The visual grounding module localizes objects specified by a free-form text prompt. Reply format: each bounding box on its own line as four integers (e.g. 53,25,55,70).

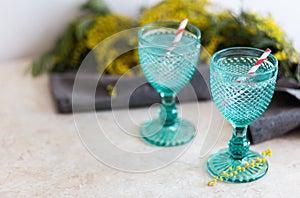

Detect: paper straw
165,18,188,54
236,48,272,83
248,48,272,74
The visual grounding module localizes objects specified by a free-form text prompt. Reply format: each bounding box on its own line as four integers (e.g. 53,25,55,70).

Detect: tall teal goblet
207,47,278,183
138,21,201,146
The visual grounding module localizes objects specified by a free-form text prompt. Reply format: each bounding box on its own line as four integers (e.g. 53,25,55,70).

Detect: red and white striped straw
247,48,272,74
166,18,188,54
236,48,272,83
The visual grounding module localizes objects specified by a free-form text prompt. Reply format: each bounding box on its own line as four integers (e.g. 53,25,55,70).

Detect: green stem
159,95,178,126
228,126,250,159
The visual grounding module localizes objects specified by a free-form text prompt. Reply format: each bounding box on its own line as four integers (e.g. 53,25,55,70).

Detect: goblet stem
228,126,250,159
140,93,195,146
159,94,178,126
207,125,268,182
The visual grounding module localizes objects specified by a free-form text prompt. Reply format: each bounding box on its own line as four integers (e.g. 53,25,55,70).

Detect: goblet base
140,118,195,147
207,149,268,183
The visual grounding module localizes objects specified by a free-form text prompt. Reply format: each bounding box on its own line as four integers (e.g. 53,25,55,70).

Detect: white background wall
0,0,299,63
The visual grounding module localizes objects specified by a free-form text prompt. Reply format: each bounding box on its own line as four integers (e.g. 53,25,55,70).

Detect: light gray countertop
0,59,299,197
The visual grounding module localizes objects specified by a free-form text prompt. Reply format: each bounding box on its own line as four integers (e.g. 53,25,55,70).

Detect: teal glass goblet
138,21,201,146
207,47,278,183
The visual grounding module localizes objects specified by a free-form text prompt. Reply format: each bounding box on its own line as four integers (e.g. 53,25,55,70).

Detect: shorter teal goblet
207,47,278,183
138,21,201,146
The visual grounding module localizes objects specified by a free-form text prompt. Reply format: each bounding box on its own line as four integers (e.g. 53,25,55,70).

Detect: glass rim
138,21,201,47
210,47,278,77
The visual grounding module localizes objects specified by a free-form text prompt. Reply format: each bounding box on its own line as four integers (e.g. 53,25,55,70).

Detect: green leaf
81,0,110,15
55,24,76,59
76,17,96,40
29,52,55,77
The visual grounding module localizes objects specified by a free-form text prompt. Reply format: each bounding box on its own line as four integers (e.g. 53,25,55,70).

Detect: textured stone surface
0,60,299,197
